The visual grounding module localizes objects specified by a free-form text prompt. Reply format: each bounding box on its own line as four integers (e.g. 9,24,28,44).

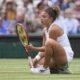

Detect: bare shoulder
49,24,64,39
51,24,63,32
50,24,63,34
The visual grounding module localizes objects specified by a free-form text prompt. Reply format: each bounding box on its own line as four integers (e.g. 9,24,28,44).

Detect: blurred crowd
0,0,80,36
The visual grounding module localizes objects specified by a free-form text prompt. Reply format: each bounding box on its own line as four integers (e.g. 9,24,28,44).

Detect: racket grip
28,56,34,68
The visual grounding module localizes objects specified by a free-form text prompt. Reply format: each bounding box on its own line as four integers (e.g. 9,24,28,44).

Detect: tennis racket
16,23,33,68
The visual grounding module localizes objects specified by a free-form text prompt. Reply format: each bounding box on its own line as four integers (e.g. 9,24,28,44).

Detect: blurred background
0,0,80,58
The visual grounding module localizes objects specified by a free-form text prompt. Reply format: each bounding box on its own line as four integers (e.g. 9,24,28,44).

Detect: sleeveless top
44,19,74,56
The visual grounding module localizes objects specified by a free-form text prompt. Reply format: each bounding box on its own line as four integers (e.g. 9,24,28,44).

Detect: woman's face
6,2,14,10
39,11,52,27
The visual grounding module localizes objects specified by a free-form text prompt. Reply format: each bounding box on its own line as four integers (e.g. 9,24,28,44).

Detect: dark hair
44,6,60,21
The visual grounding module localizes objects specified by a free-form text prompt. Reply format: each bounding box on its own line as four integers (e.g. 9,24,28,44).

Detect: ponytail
52,6,60,18
44,6,60,21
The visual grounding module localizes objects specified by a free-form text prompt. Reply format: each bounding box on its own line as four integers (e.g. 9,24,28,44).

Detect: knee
45,39,56,48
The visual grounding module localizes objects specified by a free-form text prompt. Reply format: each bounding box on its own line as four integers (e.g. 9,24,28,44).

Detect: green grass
0,58,80,80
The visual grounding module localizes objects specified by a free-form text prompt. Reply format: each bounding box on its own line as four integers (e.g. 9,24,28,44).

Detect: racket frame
16,23,33,68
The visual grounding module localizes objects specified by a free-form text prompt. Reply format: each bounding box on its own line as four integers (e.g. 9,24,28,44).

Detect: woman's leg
31,39,69,74
33,52,56,68
44,38,68,68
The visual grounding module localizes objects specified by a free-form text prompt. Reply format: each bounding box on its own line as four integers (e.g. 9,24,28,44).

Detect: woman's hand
25,43,34,52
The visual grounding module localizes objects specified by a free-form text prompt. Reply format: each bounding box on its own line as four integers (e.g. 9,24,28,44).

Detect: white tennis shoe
30,66,50,74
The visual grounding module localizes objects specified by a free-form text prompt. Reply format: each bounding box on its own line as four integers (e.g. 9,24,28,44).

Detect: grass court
0,58,80,80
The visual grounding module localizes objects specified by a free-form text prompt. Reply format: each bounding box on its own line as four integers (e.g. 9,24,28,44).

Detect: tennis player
25,6,74,74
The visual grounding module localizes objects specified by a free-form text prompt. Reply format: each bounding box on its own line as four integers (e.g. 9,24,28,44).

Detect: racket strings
17,24,29,46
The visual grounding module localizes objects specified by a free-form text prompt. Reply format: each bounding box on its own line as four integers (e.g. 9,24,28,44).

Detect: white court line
0,76,80,79
0,64,80,68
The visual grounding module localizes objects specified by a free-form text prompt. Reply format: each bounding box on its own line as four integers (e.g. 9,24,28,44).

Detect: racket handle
25,48,34,68
28,56,34,68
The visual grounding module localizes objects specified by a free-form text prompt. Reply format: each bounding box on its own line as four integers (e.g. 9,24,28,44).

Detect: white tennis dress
44,19,74,63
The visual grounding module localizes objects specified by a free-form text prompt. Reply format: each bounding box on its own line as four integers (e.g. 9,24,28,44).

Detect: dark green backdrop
0,34,80,58
0,35,42,58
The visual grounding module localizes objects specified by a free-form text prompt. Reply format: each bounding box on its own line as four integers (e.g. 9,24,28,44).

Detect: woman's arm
28,45,45,52
25,29,46,52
